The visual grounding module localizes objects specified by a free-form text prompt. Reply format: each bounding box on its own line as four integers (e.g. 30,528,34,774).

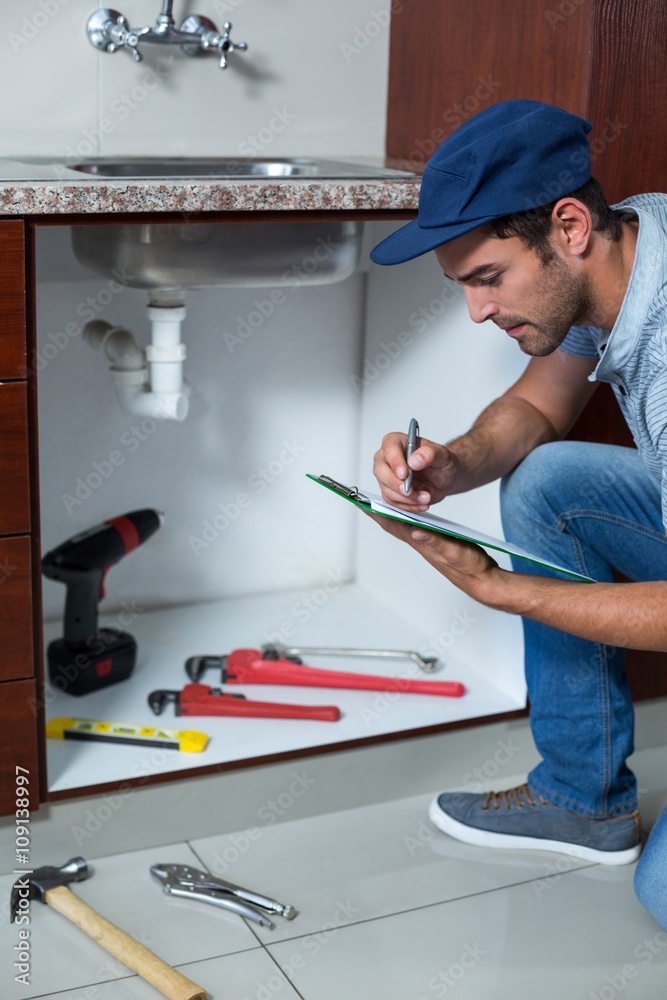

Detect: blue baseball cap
370,100,593,265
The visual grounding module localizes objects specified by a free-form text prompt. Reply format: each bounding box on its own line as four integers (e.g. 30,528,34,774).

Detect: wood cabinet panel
587,0,667,203
0,680,39,816
0,536,33,682
386,0,593,167
386,0,667,198
0,382,30,535
0,221,27,379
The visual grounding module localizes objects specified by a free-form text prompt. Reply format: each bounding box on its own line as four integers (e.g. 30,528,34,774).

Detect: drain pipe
144,303,188,418
83,299,190,421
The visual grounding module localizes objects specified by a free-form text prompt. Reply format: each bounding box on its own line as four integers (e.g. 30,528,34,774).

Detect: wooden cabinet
0,383,31,534
0,536,34,682
386,0,667,199
386,0,667,701
0,681,40,818
0,220,41,816
0,221,27,379
386,0,593,166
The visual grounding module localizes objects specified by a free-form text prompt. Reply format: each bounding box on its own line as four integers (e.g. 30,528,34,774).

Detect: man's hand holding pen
370,418,502,605
372,423,462,512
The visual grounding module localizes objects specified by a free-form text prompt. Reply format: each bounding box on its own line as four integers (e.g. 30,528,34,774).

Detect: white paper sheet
364,489,593,581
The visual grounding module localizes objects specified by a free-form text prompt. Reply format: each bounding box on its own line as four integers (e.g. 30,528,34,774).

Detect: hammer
11,858,207,1000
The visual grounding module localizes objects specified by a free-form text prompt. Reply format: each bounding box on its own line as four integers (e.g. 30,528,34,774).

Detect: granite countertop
0,158,421,216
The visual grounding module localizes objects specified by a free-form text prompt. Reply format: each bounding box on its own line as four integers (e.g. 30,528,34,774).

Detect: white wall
36,225,364,619
1,0,390,159
356,223,530,701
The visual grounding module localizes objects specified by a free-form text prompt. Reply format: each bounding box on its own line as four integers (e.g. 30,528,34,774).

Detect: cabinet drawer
0,679,40,817
0,221,27,379
0,536,34,682
0,382,30,535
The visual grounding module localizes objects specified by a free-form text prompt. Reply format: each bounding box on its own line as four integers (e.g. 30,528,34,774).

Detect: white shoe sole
428,796,641,866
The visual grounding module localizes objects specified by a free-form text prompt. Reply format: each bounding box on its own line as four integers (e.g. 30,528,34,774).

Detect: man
369,100,666,924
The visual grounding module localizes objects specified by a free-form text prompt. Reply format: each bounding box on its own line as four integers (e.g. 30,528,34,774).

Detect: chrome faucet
87,4,248,69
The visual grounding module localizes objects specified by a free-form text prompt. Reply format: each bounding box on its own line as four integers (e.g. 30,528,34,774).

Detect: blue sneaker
429,783,641,866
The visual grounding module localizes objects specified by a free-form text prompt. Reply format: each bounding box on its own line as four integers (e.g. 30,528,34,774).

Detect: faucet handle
216,22,248,70
87,9,147,61
120,29,145,62
115,23,151,61
181,15,248,69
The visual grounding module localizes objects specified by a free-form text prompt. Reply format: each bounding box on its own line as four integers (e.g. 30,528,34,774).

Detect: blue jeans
500,441,667,818
635,805,667,930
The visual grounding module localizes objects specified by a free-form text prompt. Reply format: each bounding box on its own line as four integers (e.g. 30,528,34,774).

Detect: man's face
434,227,592,356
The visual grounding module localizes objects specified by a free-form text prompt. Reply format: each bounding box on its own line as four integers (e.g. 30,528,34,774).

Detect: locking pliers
150,862,296,929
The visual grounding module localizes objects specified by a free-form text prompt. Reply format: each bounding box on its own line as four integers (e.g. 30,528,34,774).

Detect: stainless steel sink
71,220,363,289
67,157,415,180
67,158,415,288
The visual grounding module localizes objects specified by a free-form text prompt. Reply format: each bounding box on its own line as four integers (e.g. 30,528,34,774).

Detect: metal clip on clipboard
310,475,440,673
318,475,370,503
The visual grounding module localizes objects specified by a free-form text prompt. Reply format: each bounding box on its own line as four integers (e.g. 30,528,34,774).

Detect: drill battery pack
47,628,137,696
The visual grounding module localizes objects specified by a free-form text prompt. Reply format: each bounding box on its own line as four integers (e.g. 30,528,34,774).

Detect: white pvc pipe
146,305,187,395
112,370,189,421
83,303,190,422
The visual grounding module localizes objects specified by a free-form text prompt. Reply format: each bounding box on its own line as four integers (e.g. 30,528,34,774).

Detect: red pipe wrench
148,683,340,722
186,648,466,698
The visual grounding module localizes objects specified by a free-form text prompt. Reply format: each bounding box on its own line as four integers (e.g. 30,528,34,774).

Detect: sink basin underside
71,221,363,289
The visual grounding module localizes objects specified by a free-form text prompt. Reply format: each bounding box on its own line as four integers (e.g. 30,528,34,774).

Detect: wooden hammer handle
45,885,207,1000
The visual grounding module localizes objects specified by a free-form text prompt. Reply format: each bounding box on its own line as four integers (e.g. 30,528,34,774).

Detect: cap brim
369,216,493,266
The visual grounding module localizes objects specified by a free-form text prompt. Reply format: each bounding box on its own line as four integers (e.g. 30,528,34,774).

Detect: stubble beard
514,259,594,357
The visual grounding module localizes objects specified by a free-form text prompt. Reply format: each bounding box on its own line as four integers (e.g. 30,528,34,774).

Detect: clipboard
307,473,593,583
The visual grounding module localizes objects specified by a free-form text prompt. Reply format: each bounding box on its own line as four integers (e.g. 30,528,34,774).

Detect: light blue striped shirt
559,193,667,527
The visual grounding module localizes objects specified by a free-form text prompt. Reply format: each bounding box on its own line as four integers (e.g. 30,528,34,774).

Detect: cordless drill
42,510,162,696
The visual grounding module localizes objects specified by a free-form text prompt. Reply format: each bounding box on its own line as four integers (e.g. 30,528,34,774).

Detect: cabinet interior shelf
43,583,525,795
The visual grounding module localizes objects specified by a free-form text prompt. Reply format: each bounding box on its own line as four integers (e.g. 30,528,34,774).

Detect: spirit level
46,717,209,752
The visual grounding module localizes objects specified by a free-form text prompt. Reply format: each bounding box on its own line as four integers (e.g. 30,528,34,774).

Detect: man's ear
551,198,592,258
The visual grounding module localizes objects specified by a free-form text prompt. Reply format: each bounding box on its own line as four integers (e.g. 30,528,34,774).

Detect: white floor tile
5,726,667,1000
267,865,667,1000
190,792,592,945
8,949,303,1000
1,843,259,1000
185,948,305,1000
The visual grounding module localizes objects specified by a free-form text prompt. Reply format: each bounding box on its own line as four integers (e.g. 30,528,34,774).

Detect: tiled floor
3,750,667,1000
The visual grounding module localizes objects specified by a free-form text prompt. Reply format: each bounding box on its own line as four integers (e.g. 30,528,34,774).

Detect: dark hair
485,177,622,265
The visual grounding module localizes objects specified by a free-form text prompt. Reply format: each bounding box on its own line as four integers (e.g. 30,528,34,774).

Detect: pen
404,418,420,494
